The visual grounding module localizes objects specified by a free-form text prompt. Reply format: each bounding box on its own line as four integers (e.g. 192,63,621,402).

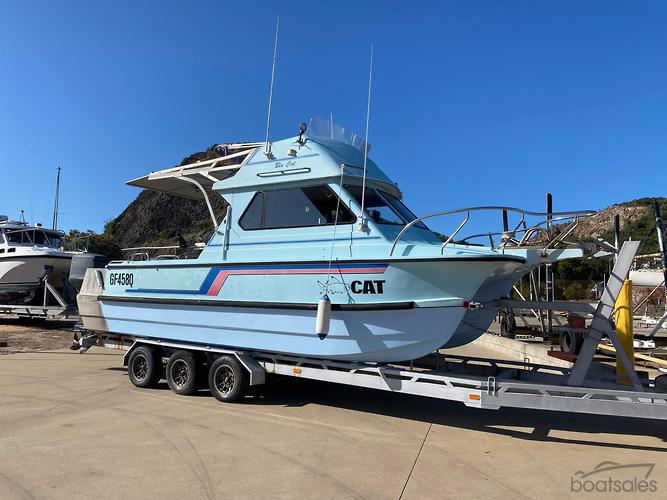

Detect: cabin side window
5,230,31,244
239,185,356,230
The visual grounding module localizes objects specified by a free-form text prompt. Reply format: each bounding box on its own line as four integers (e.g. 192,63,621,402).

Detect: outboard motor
69,253,109,293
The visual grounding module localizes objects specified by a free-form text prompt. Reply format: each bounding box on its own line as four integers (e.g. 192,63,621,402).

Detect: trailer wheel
128,346,162,388
208,356,248,403
166,350,198,396
655,374,667,393
560,330,584,355
500,315,516,339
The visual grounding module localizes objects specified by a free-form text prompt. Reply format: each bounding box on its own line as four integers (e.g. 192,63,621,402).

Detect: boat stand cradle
0,275,72,319
75,241,667,420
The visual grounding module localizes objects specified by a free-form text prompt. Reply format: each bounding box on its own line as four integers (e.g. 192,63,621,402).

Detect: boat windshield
43,231,63,248
306,117,369,154
378,191,429,230
345,185,429,230
4,229,62,248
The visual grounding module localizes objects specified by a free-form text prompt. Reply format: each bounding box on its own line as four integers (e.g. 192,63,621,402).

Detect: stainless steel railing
389,206,596,256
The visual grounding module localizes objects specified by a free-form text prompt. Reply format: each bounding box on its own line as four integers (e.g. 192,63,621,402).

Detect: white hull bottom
90,300,467,362
0,256,71,291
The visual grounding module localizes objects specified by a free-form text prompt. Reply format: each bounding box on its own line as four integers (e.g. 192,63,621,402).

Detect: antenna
264,15,280,158
358,44,374,232
52,166,62,230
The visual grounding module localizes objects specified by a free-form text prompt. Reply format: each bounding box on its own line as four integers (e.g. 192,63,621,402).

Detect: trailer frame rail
76,330,667,420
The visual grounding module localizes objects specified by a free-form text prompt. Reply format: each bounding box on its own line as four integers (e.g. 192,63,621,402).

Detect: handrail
459,214,585,246
389,206,596,257
122,245,180,251
440,211,469,255
123,245,181,262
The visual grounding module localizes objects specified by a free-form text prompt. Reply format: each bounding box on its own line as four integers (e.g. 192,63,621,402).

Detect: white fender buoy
316,294,331,340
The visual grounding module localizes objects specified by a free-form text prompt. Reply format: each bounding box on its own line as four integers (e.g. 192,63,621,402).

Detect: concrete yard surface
0,348,666,499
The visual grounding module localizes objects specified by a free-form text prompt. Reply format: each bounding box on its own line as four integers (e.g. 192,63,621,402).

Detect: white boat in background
0,215,74,303
629,268,665,287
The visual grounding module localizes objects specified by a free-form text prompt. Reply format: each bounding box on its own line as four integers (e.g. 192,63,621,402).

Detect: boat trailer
75,241,667,420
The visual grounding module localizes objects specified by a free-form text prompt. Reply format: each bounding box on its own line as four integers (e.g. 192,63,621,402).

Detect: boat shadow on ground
244,377,667,452
117,367,667,452
0,318,77,329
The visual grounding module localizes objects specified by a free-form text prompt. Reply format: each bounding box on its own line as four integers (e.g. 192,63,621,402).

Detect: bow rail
389,206,596,256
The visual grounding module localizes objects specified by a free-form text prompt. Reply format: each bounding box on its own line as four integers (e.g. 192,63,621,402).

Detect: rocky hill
549,197,666,255
102,145,236,252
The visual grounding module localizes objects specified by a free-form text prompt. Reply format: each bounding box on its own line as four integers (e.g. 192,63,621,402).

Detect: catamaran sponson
78,123,592,362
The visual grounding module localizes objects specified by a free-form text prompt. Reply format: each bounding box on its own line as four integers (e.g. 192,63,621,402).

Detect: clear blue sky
1,0,665,235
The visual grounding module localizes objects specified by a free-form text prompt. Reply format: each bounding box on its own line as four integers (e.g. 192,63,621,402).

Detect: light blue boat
78,119,593,362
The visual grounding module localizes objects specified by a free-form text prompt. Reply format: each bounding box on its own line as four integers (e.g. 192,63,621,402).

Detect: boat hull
0,254,72,300
78,251,570,361
88,298,466,362
629,269,665,288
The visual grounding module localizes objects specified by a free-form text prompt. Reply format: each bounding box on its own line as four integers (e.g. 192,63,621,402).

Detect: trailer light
293,367,302,374
469,393,481,401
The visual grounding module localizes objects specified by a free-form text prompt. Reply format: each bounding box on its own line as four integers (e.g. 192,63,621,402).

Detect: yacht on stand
0,215,74,304
78,120,595,362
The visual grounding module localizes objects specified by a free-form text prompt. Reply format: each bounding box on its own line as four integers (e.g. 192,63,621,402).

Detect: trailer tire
560,330,584,355
166,350,198,396
208,356,248,403
500,316,516,339
128,346,162,388
655,374,667,393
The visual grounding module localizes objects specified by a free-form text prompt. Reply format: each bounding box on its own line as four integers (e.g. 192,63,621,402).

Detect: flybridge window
239,185,356,230
345,185,429,230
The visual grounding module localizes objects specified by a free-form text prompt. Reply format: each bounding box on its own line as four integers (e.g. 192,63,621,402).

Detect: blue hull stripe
127,263,389,295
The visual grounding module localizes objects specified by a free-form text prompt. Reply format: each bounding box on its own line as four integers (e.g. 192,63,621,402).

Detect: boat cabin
126,120,441,262
0,216,65,255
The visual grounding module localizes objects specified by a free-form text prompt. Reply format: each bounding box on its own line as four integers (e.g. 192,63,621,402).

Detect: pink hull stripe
206,267,387,297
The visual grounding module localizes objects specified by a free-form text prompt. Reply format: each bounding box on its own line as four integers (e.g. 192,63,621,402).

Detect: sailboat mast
52,166,61,230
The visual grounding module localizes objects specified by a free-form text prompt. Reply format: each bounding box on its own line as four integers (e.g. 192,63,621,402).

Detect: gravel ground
0,318,77,354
